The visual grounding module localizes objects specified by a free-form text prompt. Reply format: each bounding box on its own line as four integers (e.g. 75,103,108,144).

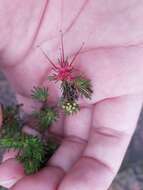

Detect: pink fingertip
0,158,25,188
22,125,41,138
2,149,19,163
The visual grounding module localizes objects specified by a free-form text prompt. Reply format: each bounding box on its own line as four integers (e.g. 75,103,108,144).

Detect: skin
0,0,143,189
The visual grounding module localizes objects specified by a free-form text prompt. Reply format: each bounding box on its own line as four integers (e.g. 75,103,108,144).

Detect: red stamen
60,30,65,67
69,42,85,66
38,33,85,83
39,46,59,69
65,56,69,66
59,48,63,67
51,67,58,72
58,57,62,65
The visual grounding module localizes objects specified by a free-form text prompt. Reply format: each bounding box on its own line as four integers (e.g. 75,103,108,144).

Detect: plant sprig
33,107,58,132
31,87,49,102
0,131,60,175
74,76,93,99
60,76,93,115
0,87,60,175
0,33,94,176
0,105,22,138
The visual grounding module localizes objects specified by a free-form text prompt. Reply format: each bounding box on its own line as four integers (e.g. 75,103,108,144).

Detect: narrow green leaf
31,87,49,102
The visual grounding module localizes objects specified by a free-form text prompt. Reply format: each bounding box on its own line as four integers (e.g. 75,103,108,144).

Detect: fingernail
22,125,41,138
2,149,18,163
0,178,18,188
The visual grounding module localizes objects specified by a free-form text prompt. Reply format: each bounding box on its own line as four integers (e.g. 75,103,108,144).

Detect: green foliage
0,76,93,176
60,76,93,115
0,136,23,149
0,135,46,175
17,135,46,175
33,107,58,131
31,87,48,102
0,135,59,175
0,103,59,175
0,105,22,138
74,76,93,99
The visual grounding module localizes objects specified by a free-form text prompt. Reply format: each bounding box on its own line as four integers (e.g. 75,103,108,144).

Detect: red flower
39,32,84,82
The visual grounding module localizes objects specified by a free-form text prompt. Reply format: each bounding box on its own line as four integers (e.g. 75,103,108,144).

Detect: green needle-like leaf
0,101,59,175
0,133,60,175
17,135,46,175
74,76,93,99
33,107,58,130
0,136,23,149
31,87,49,102
0,105,22,138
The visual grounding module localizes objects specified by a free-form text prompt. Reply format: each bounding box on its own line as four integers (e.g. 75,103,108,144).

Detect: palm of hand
0,1,143,190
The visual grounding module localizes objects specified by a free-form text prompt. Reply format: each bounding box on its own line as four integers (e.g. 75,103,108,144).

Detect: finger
59,94,143,190
0,111,63,189
49,111,65,136
0,152,25,188
16,94,41,114
0,122,49,187
0,158,24,188
11,167,64,190
11,107,93,190
0,111,62,188
2,149,19,163
48,107,92,172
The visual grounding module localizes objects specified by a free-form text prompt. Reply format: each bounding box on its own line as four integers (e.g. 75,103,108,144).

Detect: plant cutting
0,87,59,175
40,32,93,115
0,34,93,175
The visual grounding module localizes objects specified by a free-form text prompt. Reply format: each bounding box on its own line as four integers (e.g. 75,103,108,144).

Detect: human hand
0,1,143,190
